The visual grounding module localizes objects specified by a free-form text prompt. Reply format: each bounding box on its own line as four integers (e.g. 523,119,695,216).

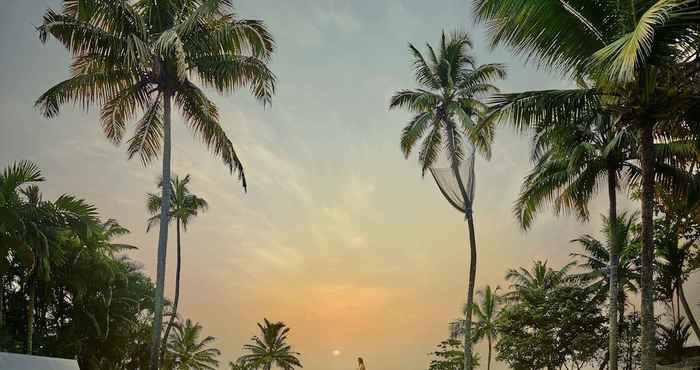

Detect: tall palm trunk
678,282,700,340
487,335,492,370
161,218,182,360
150,90,173,370
639,124,656,370
607,167,620,370
464,215,477,370
26,277,35,354
445,120,477,370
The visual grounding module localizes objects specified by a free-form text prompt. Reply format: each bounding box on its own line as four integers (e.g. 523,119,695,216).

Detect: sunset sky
1,1,697,370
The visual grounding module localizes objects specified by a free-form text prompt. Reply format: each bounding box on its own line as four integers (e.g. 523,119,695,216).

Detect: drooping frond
192,54,276,103
100,80,151,144
400,112,434,158
35,70,138,118
175,81,246,190
127,95,164,166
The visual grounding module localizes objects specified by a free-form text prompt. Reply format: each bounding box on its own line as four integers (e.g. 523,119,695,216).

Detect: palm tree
146,174,208,357
471,285,500,370
504,260,576,303
239,319,302,370
388,30,505,370
509,95,638,366
655,220,700,341
165,318,220,370
0,161,102,353
36,2,275,368
657,316,692,366
572,213,641,368
473,2,699,367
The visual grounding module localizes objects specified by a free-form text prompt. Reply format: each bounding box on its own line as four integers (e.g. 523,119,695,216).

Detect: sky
0,1,698,370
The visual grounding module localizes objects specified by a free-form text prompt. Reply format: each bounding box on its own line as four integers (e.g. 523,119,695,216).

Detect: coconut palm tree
239,319,302,370
572,213,641,309
473,1,700,367
509,96,638,366
388,30,505,370
572,213,641,368
146,174,208,357
36,1,275,367
504,260,576,302
165,318,220,370
471,285,500,370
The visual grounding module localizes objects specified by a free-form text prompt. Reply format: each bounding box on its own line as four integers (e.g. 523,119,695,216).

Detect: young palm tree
165,318,220,370
503,260,578,307
146,174,208,357
655,223,700,341
388,30,505,370
473,2,699,367
239,319,302,370
471,285,500,370
36,2,275,368
572,213,641,368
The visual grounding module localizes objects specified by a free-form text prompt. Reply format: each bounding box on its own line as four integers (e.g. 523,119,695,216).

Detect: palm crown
571,213,641,304
166,318,221,370
389,31,506,175
36,0,277,188
146,174,208,231
239,319,302,370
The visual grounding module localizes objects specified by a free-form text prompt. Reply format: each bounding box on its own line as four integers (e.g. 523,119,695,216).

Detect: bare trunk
161,218,182,360
487,335,492,370
678,282,700,341
464,215,477,370
27,277,35,354
607,167,619,370
639,124,656,370
0,274,5,330
149,90,173,370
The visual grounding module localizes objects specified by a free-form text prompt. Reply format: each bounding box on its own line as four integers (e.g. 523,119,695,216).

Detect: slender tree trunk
0,274,5,330
161,218,182,360
149,90,173,370
444,121,477,370
607,167,620,370
464,215,477,370
678,282,700,340
639,124,656,370
27,277,35,354
487,335,492,370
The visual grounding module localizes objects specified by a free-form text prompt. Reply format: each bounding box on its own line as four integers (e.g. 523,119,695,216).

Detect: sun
332,349,341,357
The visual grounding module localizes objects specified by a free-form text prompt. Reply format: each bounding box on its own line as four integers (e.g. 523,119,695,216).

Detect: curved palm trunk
150,90,173,370
161,218,182,360
607,168,619,370
639,124,656,370
678,282,700,340
464,215,477,370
